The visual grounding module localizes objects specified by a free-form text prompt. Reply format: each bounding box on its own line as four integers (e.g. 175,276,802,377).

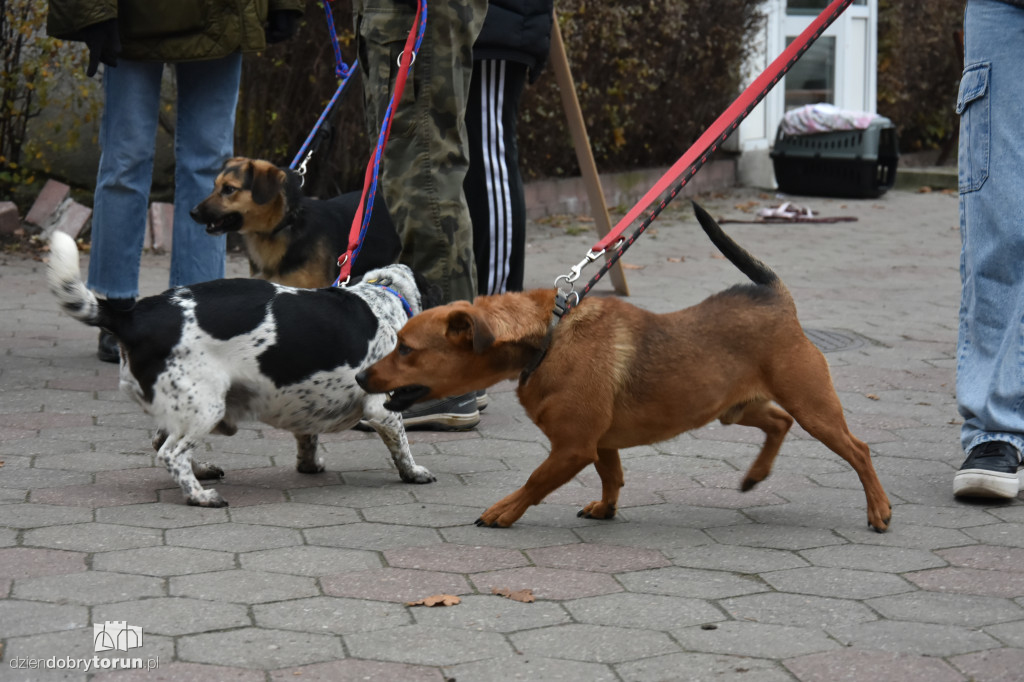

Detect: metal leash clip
295,153,312,187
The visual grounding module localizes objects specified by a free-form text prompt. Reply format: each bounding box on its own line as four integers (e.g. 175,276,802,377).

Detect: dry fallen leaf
406,594,461,607
667,256,684,263
492,587,535,603
622,263,646,270
866,393,880,401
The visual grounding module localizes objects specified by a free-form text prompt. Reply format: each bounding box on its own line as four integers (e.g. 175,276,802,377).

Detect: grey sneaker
475,390,490,412
953,441,1022,499
402,393,480,431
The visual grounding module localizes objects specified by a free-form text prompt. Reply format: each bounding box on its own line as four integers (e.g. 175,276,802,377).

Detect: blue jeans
88,55,242,298
956,0,1024,456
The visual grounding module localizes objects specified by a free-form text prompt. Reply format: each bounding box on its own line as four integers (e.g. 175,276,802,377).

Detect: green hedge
236,0,764,196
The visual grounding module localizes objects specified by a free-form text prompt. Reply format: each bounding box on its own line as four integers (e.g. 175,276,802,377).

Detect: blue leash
288,0,358,179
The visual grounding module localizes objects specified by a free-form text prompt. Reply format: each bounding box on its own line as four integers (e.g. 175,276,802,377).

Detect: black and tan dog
357,202,892,532
191,157,401,288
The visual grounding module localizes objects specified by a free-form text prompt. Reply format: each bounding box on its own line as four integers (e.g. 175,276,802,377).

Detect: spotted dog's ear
250,162,287,205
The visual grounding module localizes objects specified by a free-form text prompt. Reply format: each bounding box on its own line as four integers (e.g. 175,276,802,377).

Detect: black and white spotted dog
47,231,436,507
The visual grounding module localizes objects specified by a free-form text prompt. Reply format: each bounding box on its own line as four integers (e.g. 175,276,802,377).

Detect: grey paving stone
510,624,679,664
321,567,471,603
445,655,617,682
345,624,512,666
12,571,164,605
178,627,344,669
0,547,87,579
228,502,359,528
93,597,250,636
241,545,381,576
2,627,173,681
22,523,163,553
784,649,964,682
827,619,1000,656
984,620,1024,648
720,592,878,628
471,567,622,600
171,570,318,604
526,542,670,573
937,544,1024,572
666,543,808,573
289,485,415,508
905,565,1024,598
0,599,87,637
964,522,1024,548
165,522,302,553
671,620,841,658
439,523,579,550
0,502,93,530
617,566,766,599
31,482,159,507
361,502,484,527
836,522,976,550
254,596,410,634
410,594,570,632
92,546,235,576
33,451,153,473
866,591,1024,627
798,543,946,572
267,659,444,682
706,524,848,551
384,543,527,573
305,522,442,551
760,566,913,600
950,647,1024,682
617,503,750,529
565,592,723,630
91,662,264,682
574,522,713,550
617,652,793,682
95,502,228,529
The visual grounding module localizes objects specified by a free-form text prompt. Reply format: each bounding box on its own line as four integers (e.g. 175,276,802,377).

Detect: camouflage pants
354,0,486,303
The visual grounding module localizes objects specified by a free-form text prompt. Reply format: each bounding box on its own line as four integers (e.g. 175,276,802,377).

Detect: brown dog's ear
250,162,286,205
446,309,495,354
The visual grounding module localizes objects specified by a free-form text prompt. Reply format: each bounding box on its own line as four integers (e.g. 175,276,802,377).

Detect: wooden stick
548,13,629,296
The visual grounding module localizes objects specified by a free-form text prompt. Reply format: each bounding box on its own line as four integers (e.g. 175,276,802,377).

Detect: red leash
557,0,854,311
335,0,427,286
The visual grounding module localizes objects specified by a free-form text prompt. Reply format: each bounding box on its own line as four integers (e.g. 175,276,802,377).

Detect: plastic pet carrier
770,117,899,199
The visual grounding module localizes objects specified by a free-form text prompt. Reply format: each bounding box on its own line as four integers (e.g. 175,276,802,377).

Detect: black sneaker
97,330,120,363
476,390,490,412
953,441,1021,499
402,393,480,431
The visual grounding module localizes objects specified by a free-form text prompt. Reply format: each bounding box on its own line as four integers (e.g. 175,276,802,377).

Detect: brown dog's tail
691,201,779,287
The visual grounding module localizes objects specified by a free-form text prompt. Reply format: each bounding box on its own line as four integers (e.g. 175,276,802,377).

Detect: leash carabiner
294,153,311,187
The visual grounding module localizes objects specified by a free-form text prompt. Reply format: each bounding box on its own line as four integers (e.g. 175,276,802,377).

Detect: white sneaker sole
953,469,1021,499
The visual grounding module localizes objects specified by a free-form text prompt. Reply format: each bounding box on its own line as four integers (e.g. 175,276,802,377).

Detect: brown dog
357,202,892,532
191,157,401,288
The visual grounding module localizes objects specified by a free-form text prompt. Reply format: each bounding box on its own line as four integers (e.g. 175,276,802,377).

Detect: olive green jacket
47,0,305,62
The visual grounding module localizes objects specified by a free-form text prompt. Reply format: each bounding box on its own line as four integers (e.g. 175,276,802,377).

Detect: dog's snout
355,370,371,391
189,206,204,223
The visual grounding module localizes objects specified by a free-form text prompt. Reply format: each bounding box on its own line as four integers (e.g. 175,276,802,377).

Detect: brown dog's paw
740,477,761,492
577,501,617,519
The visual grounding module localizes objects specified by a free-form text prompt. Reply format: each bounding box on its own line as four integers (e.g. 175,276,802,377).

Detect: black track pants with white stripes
464,59,529,295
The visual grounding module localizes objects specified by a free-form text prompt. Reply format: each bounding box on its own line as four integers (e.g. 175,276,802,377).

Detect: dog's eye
398,343,412,356
221,185,239,196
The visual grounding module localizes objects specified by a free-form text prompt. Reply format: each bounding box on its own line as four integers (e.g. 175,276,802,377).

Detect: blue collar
372,283,414,318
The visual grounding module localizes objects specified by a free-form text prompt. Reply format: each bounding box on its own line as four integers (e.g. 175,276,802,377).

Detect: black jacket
473,0,554,83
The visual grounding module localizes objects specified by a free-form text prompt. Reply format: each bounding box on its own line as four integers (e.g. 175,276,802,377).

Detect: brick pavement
3,186,1022,681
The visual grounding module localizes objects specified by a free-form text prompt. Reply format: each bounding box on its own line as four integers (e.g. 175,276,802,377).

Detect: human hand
265,10,302,44
73,19,121,78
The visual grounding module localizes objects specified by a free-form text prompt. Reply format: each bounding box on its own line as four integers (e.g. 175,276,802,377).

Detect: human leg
169,54,242,287
465,59,528,295
355,0,486,304
954,0,1024,496
88,60,164,300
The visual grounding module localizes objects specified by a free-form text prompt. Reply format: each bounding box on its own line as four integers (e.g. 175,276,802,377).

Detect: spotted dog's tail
47,232,113,329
